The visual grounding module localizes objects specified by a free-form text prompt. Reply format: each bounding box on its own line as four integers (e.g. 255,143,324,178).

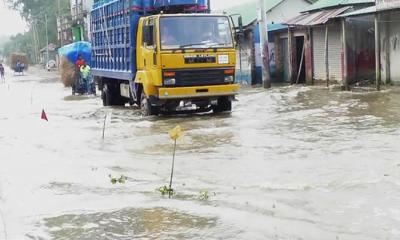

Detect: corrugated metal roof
286,6,351,26
305,0,374,12
337,5,376,17
268,23,288,32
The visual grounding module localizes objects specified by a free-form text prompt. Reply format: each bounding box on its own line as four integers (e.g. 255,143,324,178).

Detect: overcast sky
0,0,254,37
0,3,27,38
212,0,255,10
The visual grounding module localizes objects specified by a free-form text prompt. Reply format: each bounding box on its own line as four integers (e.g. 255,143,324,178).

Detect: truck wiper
178,43,208,49
175,43,228,53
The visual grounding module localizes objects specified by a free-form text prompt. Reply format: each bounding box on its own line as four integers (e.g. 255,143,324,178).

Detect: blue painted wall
252,23,286,85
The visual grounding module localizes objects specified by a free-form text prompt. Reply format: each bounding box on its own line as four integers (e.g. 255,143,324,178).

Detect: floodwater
0,67,400,240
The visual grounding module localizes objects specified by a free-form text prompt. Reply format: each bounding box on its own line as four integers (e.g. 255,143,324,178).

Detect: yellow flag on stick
169,125,183,141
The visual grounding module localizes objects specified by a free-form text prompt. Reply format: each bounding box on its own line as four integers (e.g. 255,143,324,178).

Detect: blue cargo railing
91,0,142,80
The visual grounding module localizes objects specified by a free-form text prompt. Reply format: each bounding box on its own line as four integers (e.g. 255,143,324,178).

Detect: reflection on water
40,208,216,240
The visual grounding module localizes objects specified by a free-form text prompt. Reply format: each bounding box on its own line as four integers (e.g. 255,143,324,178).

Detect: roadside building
58,0,94,46
337,6,377,87
279,0,375,86
339,0,400,87
224,0,316,85
39,43,59,68
71,0,94,41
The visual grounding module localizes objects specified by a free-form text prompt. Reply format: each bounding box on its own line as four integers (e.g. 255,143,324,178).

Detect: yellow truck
91,1,239,115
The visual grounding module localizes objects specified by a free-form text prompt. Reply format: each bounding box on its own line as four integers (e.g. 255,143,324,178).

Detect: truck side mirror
238,16,243,33
143,25,154,46
229,14,244,33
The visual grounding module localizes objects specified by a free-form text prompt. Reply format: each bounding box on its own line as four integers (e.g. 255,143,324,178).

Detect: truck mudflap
158,84,239,99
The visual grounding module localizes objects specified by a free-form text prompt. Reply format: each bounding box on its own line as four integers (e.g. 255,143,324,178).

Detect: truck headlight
164,78,176,85
224,76,234,83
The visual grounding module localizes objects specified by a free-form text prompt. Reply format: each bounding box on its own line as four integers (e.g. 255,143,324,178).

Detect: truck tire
212,97,232,113
102,84,126,106
140,92,159,116
102,84,113,106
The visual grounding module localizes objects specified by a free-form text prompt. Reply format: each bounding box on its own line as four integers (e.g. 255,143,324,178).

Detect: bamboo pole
325,25,329,87
375,13,381,91
168,139,177,198
342,18,349,90
288,28,293,84
296,41,305,84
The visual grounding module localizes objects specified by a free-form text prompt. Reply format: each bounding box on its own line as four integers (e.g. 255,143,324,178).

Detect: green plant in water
198,190,209,201
109,175,128,184
158,185,174,196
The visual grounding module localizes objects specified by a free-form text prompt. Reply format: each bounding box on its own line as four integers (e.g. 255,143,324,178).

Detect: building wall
346,16,375,84
266,0,313,24
70,0,94,41
388,18,400,84
380,14,390,85
379,10,400,85
236,27,256,85
70,0,93,14
274,28,312,84
235,0,313,85
254,24,279,84
311,23,343,84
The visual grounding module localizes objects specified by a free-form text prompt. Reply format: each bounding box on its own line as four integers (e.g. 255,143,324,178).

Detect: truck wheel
102,84,112,106
102,84,126,106
140,92,159,116
212,97,232,113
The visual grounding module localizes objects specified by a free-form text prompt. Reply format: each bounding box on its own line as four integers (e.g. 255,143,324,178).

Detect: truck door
141,17,161,88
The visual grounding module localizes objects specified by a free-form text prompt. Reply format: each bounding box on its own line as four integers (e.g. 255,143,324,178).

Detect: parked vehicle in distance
9,53,28,76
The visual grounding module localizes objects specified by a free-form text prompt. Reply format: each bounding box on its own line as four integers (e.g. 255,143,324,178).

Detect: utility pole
258,0,271,88
45,14,49,68
58,0,63,46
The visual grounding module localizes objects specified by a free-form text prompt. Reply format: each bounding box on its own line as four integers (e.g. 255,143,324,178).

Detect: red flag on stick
41,109,48,121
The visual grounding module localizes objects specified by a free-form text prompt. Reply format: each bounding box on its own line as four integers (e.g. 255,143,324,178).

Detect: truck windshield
160,16,233,50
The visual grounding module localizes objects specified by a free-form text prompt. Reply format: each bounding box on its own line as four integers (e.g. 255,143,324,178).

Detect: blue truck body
91,0,207,81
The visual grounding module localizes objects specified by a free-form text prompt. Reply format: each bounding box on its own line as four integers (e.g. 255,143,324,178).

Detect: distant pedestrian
80,63,92,93
0,63,5,83
76,55,85,69
15,60,24,75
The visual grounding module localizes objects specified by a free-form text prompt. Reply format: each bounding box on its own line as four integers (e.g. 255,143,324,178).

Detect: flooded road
1,67,400,240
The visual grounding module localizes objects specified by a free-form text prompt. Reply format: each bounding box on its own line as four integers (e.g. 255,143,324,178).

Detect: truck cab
129,14,238,115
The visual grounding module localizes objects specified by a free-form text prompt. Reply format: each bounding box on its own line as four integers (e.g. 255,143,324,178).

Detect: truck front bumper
158,84,239,100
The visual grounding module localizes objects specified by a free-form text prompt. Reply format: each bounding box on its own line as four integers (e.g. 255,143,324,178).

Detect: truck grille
172,69,226,87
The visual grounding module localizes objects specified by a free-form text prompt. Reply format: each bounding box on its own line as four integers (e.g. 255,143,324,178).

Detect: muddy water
0,68,400,240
